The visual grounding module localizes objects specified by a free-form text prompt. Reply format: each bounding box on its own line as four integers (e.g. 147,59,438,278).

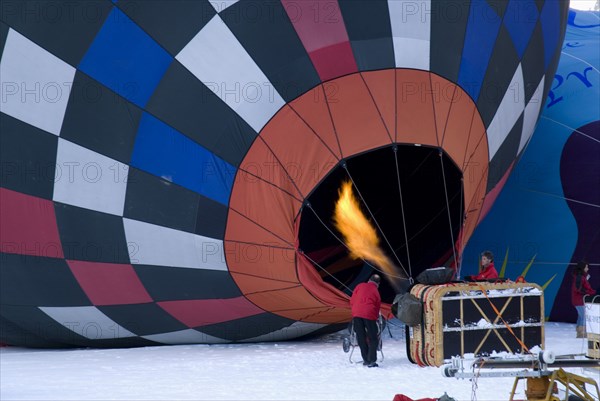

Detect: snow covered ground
1,321,597,401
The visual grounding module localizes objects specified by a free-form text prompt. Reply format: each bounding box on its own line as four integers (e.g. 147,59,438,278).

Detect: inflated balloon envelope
0,0,570,347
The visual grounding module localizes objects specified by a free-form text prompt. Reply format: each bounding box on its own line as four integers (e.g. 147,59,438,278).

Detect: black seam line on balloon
299,307,336,322
457,100,477,276
438,151,458,268
428,73,443,149
234,165,303,204
305,203,407,281
226,238,295,251
255,135,305,199
286,103,342,162
472,166,489,216
460,167,490,272
243,284,304,296
456,177,466,275
228,208,295,248
393,149,413,279
342,165,409,278
268,306,332,315
459,95,488,173
429,73,459,267
267,305,329,313
227,271,299,285
461,103,478,171
465,127,488,169
394,69,398,143
465,164,488,217
440,85,459,149
358,72,394,144
321,83,345,159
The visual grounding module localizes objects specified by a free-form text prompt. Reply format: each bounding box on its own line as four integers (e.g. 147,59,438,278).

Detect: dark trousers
353,317,378,364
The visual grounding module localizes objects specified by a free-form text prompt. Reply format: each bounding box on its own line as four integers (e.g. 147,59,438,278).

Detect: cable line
393,145,413,279
305,203,408,281
438,150,458,270
343,162,409,279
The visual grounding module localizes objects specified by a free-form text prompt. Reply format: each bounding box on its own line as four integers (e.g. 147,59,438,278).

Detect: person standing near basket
571,261,596,338
468,251,498,281
350,274,381,367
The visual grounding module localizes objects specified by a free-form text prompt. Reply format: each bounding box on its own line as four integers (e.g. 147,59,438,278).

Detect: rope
477,284,531,355
305,203,408,280
471,359,481,401
438,150,458,269
342,163,409,278
393,146,413,278
457,178,466,278
393,190,462,253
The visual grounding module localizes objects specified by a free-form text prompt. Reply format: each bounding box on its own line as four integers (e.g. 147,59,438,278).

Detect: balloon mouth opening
298,144,463,303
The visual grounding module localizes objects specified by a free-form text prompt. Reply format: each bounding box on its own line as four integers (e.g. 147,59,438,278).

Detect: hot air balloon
0,0,569,347
463,8,599,320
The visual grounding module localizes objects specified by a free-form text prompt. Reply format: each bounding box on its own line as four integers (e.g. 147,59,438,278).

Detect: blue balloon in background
463,9,600,321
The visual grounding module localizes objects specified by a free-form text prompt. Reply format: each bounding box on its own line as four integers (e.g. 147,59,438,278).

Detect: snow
1,322,597,401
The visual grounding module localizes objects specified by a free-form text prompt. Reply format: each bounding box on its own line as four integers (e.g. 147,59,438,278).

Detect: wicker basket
408,282,545,367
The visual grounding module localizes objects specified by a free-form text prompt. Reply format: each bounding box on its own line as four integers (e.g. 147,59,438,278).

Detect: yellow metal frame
509,368,599,401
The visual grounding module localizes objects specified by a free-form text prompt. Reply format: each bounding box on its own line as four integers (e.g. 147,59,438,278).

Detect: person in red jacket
350,274,381,367
571,261,596,338
469,250,499,281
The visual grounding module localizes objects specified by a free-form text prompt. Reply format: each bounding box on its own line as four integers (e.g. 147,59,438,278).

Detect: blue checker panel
458,0,503,101
540,0,561,69
504,0,539,58
131,113,235,206
78,8,172,107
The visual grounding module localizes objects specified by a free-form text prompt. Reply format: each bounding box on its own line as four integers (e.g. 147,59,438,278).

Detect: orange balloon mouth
225,69,489,324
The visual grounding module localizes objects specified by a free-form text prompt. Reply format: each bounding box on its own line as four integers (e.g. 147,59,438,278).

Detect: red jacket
393,395,436,401
571,273,596,306
472,262,498,280
350,281,381,320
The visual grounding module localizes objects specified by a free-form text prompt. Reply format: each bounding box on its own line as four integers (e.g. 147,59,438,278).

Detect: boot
576,326,585,338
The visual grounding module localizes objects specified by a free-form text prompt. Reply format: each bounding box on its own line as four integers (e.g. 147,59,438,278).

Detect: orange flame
333,181,402,281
